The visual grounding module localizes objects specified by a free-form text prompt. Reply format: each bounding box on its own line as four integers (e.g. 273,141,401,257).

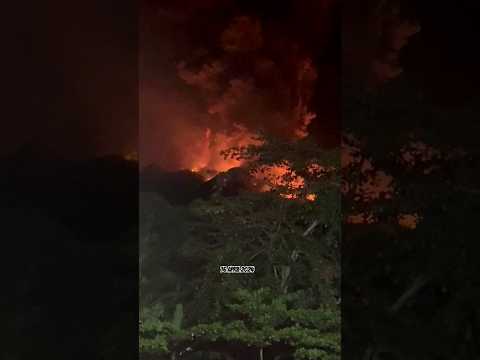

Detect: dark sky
5,1,138,160
402,1,480,106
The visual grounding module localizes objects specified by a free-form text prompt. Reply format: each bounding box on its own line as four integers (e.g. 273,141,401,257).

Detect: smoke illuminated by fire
178,117,320,201
188,124,261,179
141,12,326,202
186,125,317,201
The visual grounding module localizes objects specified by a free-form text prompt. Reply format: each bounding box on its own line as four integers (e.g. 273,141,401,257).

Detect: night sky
402,1,480,106
4,1,137,160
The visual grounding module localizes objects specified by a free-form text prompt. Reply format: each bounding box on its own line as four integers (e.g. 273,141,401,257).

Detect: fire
256,164,304,190
188,125,261,180
253,164,317,201
186,126,317,201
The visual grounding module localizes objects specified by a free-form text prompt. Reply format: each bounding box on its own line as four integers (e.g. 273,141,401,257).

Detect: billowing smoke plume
140,1,334,173
343,0,420,87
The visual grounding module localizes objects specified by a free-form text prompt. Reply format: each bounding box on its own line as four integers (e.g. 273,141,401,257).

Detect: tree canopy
139,135,341,360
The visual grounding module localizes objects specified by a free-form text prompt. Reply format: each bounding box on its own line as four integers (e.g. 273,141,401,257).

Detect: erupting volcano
140,1,340,202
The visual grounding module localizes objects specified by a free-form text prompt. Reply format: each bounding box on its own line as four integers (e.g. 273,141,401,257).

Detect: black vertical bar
2,1,139,359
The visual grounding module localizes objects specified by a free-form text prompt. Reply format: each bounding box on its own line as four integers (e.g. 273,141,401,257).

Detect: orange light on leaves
185,125,318,201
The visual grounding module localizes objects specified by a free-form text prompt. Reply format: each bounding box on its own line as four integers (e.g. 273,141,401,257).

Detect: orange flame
189,125,261,179
253,164,317,201
186,125,317,201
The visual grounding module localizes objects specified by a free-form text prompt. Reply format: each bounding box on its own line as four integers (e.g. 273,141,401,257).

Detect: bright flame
188,125,261,180
257,164,305,189
253,164,317,201
185,125,317,201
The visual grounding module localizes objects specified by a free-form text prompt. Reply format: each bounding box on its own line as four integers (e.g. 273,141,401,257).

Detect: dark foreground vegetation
139,136,341,360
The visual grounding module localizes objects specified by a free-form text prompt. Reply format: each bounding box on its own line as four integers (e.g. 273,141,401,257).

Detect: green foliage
140,135,341,359
190,288,340,359
138,287,340,358
139,302,188,355
172,303,184,330
139,303,173,354
140,192,194,309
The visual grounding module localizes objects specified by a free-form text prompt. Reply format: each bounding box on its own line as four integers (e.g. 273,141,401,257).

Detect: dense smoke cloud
342,0,420,88
140,0,340,170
